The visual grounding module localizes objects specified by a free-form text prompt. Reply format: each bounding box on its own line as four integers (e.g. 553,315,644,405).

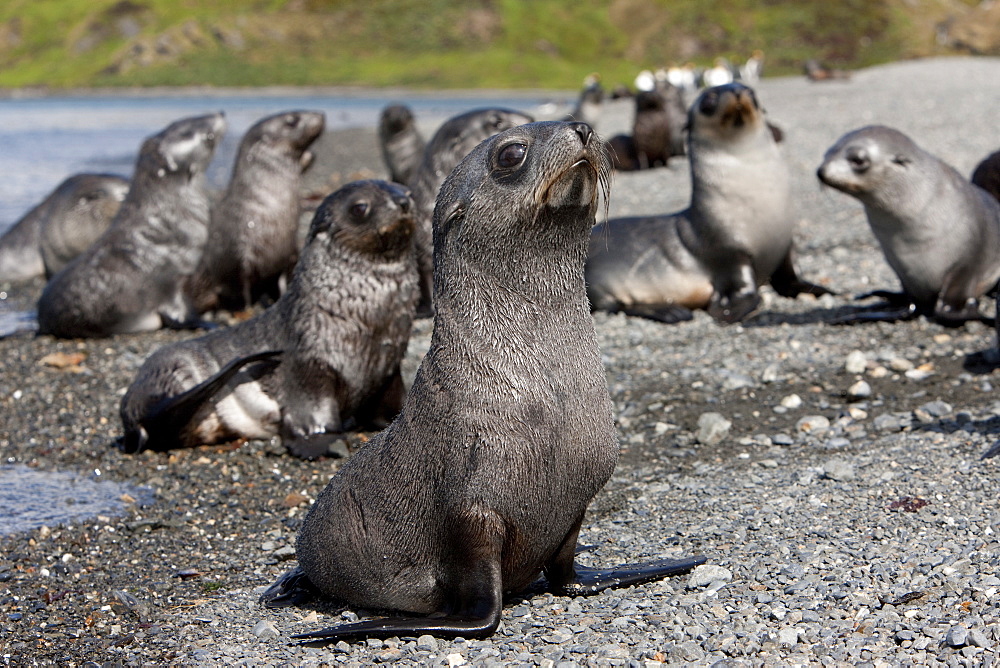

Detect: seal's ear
440,200,466,233
892,154,911,167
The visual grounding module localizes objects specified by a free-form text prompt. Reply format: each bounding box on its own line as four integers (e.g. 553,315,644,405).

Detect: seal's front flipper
291,511,505,644
559,555,707,595
620,303,694,324
770,252,834,298
259,565,320,608
708,256,760,323
853,289,911,306
829,302,918,325
124,350,282,453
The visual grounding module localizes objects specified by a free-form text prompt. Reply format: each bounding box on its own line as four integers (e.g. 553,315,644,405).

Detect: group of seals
408,107,534,314
260,121,704,642
37,113,226,338
587,83,829,323
818,125,1000,326
120,180,419,459
185,110,325,313
0,173,128,282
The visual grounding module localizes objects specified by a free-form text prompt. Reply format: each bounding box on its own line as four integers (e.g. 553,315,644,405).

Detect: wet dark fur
186,110,325,313
0,174,128,282
261,122,703,643
378,104,426,187
37,113,225,338
120,180,419,458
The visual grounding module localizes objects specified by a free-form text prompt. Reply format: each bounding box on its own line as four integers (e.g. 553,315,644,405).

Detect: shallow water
0,464,154,534
0,90,557,231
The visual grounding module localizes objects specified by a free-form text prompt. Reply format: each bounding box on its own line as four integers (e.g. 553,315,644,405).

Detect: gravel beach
2,56,1000,666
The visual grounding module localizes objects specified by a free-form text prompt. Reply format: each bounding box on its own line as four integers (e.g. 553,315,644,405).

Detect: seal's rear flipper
283,432,345,460
559,555,707,595
0,309,38,339
259,566,320,608
292,608,502,645
853,289,911,305
127,350,282,453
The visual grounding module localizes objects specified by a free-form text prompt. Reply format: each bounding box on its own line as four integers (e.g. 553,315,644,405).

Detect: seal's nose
570,122,593,146
392,189,412,213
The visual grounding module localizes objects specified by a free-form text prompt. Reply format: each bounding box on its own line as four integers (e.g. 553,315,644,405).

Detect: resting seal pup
0,174,128,282
186,110,325,313
818,125,1000,324
260,121,704,642
120,180,418,459
37,113,225,338
410,107,534,314
378,104,426,188
587,83,829,323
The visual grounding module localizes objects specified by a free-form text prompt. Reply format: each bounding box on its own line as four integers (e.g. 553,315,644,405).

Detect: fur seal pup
972,149,1000,205
260,121,705,643
587,83,829,323
186,110,325,313
120,180,419,458
409,107,533,314
817,125,1000,324
37,113,226,338
0,174,128,282
378,104,426,188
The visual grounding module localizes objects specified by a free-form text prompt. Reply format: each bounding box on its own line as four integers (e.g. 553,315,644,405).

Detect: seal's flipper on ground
618,303,694,323
829,302,918,325
558,555,707,595
122,350,282,453
769,251,834,298
0,309,39,339
259,565,321,608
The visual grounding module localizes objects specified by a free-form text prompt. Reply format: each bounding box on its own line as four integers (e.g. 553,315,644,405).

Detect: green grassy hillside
0,0,987,90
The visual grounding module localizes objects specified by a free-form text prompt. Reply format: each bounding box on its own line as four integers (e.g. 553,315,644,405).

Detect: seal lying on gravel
409,107,534,314
378,104,426,188
260,121,704,642
37,113,226,338
817,125,1000,326
587,83,829,323
186,110,325,313
0,173,128,282
119,180,419,459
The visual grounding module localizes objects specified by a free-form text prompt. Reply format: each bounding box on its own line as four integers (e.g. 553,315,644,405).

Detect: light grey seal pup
260,121,705,643
378,104,426,188
409,107,534,315
817,125,1000,324
37,113,226,338
186,110,325,313
587,83,829,323
119,180,419,459
0,174,128,282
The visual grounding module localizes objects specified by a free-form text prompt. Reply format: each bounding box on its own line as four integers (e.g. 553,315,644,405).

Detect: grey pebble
251,619,279,641
847,380,871,399
945,625,969,647
845,350,867,374
796,415,830,435
687,564,733,588
821,459,856,481
696,412,731,445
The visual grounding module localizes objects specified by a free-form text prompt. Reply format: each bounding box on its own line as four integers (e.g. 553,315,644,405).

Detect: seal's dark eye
349,202,369,219
285,115,299,127
699,92,719,115
498,143,527,169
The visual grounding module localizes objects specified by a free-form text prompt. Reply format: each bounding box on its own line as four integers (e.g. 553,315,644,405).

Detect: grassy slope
0,0,980,89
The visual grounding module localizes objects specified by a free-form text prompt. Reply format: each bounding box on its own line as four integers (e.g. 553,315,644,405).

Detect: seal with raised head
0,173,128,282
378,104,426,188
817,125,1000,324
120,179,419,459
587,83,829,324
37,113,226,338
409,107,534,314
260,121,705,643
186,110,325,313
